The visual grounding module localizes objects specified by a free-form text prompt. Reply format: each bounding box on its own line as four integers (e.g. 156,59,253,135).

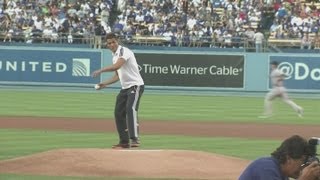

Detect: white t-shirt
254,32,264,44
112,46,144,89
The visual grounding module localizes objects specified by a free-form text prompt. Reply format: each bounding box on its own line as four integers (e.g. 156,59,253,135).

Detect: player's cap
270,61,279,66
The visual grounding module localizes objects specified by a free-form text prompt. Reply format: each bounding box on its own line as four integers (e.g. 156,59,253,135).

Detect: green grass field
0,90,318,124
0,89,319,179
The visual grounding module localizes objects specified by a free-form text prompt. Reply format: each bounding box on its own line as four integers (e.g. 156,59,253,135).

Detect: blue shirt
239,157,289,180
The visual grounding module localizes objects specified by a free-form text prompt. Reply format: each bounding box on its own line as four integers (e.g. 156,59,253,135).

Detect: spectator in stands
189,30,198,47
3,23,13,42
248,8,260,23
42,24,53,43
300,32,312,50
209,31,217,48
31,25,42,43
175,30,182,47
211,0,220,8
135,11,145,23
226,18,234,32
181,30,189,46
260,5,274,30
113,19,124,34
100,6,110,27
233,31,244,48
223,30,233,48
275,5,287,19
274,28,285,39
244,27,255,49
234,14,244,27
168,31,176,47
313,32,320,50
213,25,224,48
7,0,17,9
123,20,135,37
254,28,265,52
1,13,11,29
187,15,197,30
224,0,235,19
144,12,154,24
68,30,73,44
291,23,300,38
51,28,59,43
94,21,105,49
127,9,136,22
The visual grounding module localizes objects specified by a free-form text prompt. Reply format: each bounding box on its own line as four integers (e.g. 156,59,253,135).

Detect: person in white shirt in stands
67,31,73,44
3,25,13,42
135,11,145,23
42,25,53,43
92,32,144,149
187,16,197,30
223,30,233,48
301,33,312,50
259,61,303,119
254,28,265,52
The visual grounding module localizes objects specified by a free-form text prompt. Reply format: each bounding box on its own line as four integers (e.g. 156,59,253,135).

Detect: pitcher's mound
0,148,250,180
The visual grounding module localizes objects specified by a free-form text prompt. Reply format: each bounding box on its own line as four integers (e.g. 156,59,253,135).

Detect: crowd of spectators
0,0,320,51
268,0,320,50
114,0,266,49
0,0,113,47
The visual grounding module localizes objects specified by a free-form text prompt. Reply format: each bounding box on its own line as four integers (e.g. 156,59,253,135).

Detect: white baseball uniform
262,68,303,117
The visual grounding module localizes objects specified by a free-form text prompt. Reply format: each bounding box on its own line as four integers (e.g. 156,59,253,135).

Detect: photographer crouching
239,135,320,180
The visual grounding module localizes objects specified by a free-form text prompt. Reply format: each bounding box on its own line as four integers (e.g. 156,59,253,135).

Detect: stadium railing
0,32,316,53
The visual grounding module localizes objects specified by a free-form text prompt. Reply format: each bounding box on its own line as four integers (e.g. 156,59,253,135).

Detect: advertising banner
0,49,101,84
135,53,245,88
269,56,320,90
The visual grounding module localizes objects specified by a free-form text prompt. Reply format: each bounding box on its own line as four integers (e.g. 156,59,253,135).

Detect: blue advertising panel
269,56,320,90
0,49,101,84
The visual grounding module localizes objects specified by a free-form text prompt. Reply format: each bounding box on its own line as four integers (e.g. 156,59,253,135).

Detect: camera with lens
301,137,320,168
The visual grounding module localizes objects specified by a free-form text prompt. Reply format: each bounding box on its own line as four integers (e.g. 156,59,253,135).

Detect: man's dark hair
106,33,118,40
270,61,279,66
271,135,311,164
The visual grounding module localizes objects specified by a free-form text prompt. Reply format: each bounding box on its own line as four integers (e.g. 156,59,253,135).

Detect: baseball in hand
94,84,100,90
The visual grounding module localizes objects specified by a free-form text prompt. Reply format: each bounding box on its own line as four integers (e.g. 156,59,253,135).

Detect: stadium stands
0,0,319,53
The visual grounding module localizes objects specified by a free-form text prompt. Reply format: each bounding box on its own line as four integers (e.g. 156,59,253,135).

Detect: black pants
114,85,144,144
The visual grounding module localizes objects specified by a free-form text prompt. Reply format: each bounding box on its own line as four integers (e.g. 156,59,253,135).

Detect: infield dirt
0,116,318,180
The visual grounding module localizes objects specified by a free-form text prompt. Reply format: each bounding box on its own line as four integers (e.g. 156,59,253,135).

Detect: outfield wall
0,46,319,93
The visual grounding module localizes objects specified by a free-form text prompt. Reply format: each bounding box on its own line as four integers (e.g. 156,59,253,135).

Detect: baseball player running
259,61,303,118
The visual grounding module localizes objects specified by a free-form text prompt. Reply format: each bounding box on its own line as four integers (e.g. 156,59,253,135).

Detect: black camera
301,137,320,168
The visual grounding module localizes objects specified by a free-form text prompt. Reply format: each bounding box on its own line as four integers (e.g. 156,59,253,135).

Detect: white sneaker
258,115,272,119
297,108,304,118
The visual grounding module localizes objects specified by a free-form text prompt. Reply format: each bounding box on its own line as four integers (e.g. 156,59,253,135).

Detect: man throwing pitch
259,61,303,118
92,33,144,149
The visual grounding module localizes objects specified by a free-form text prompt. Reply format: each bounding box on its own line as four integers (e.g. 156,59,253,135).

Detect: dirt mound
0,148,250,180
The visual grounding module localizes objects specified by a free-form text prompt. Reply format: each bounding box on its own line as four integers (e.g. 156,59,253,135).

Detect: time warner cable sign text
269,56,320,90
136,53,244,88
0,49,101,84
